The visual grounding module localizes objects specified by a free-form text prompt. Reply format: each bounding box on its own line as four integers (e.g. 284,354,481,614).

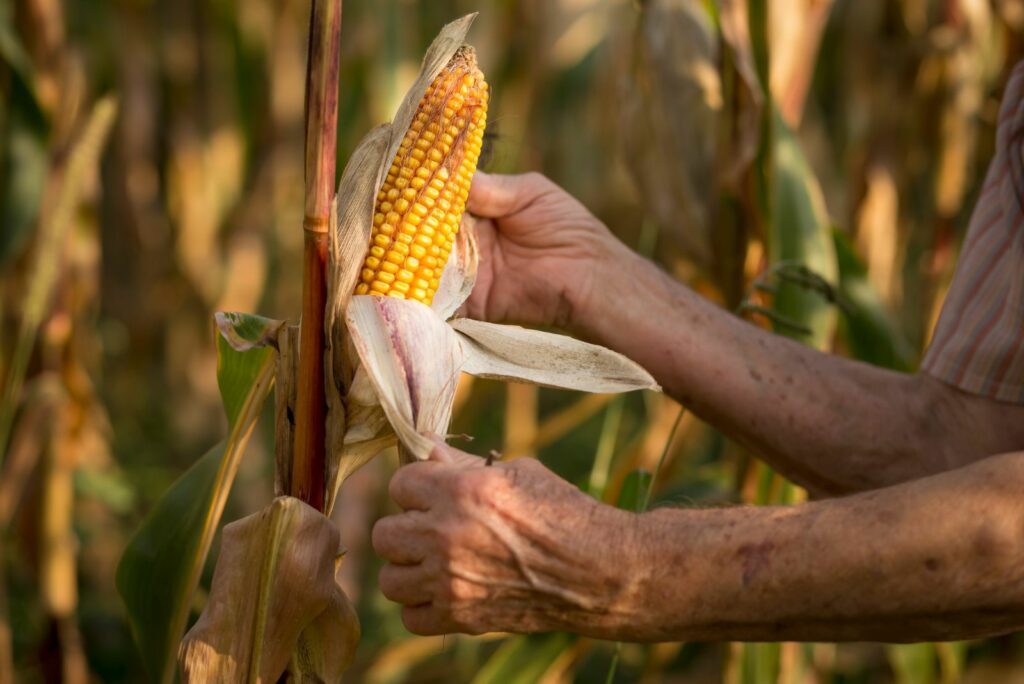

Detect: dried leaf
179,497,356,683
286,580,360,683
452,319,659,394
617,0,719,268
718,0,764,188
768,0,834,127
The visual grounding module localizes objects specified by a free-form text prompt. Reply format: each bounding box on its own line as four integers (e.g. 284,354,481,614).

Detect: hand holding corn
463,171,635,330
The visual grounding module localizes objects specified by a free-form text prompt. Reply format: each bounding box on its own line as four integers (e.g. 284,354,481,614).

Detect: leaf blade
116,316,277,683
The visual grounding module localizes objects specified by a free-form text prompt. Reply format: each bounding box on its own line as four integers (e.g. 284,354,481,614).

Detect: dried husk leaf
345,296,465,460
323,13,479,500
179,497,355,683
451,319,660,394
431,215,480,320
347,296,658,460
325,125,390,509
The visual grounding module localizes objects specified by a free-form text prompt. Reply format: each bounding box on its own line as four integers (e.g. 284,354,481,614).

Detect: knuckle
434,521,464,556
370,517,392,555
377,565,397,598
447,470,479,502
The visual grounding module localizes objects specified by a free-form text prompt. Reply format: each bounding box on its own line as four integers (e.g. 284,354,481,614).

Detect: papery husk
178,496,356,683
345,296,465,460
452,318,660,394
431,216,480,321
346,295,659,461
323,14,479,509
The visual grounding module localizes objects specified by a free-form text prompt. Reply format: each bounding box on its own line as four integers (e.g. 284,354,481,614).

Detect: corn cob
355,47,488,305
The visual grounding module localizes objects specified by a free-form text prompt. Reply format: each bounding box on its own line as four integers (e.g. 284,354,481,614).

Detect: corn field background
2,0,1024,682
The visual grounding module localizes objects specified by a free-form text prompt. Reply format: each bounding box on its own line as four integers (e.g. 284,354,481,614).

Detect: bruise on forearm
613,452,1024,643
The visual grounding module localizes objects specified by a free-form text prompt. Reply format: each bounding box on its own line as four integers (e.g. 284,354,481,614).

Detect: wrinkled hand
464,172,631,330
371,442,639,636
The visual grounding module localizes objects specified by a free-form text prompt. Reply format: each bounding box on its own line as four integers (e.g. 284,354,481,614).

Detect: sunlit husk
431,214,480,320
323,11,659,468
452,318,661,394
345,295,659,461
345,296,465,460
323,14,480,507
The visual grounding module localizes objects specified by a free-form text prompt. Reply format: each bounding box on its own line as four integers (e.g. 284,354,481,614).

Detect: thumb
427,435,484,467
468,171,552,218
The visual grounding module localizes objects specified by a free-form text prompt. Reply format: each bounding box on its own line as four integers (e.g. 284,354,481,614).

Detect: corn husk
319,13,659,488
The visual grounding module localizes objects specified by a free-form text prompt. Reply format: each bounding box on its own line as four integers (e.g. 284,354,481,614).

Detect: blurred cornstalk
1,0,117,681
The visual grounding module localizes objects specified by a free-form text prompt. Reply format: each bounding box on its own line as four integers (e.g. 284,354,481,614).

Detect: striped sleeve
921,60,1024,404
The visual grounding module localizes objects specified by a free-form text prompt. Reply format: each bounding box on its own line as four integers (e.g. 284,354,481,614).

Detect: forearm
587,451,1024,643
575,248,1022,494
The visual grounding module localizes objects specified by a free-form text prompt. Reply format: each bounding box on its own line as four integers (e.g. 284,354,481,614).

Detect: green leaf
768,110,838,350
833,230,914,372
887,643,938,684
116,314,277,684
472,633,574,684
741,642,780,684
215,311,285,354
616,469,651,513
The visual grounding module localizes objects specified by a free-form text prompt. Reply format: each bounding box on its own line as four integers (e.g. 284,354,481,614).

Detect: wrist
568,242,650,342
546,502,660,639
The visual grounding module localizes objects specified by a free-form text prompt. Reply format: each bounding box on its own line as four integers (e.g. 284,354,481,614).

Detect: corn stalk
293,0,342,512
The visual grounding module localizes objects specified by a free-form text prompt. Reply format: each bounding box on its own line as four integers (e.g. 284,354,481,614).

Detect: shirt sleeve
920,60,1024,404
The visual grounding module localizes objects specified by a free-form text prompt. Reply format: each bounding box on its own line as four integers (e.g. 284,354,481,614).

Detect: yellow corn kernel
354,46,488,306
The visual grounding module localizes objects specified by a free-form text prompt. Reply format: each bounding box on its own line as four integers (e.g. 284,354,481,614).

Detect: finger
389,461,441,510
467,171,552,218
401,604,458,636
372,512,432,564
379,563,434,606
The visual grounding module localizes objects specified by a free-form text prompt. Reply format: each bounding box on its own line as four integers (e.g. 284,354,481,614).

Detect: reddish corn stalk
293,0,342,512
